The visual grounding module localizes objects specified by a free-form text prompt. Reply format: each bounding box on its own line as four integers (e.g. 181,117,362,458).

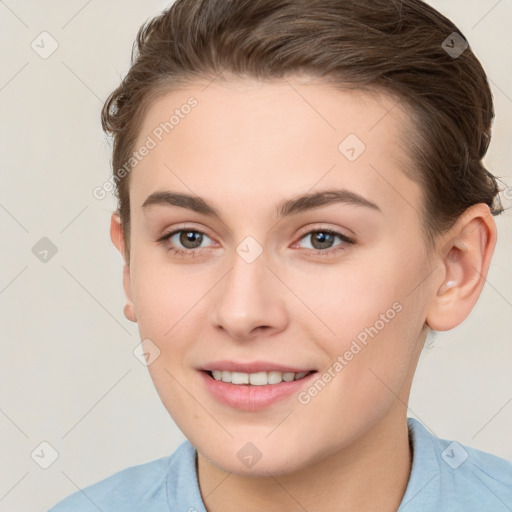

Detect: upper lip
200,360,316,374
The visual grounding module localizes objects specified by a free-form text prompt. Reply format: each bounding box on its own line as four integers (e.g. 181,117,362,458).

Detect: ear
110,212,137,323
426,203,497,331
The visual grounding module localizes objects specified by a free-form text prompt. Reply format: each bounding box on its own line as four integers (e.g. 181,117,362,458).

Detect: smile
200,368,318,411
209,370,313,385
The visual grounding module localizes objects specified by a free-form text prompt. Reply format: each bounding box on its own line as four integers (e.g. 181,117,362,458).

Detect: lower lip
199,371,317,411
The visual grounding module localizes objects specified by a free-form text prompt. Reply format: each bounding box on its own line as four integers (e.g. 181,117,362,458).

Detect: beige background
0,0,511,510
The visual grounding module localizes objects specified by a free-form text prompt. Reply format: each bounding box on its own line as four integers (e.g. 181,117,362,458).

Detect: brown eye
309,231,336,250
157,228,215,256
178,230,204,249
295,229,355,257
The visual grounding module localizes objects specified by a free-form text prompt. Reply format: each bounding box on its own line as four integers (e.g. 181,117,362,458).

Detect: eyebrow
141,188,381,219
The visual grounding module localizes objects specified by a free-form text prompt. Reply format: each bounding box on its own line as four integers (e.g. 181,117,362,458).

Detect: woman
50,0,512,510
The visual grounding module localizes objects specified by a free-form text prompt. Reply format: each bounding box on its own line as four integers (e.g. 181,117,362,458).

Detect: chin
197,436,315,478
213,454,304,477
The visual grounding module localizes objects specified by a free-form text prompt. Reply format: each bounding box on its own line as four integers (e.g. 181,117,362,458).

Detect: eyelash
156,226,355,258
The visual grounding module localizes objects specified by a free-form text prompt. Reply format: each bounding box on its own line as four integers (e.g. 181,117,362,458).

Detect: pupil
313,232,333,249
180,231,202,248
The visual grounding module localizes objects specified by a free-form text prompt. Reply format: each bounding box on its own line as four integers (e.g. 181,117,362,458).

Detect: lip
200,360,315,374
199,368,318,412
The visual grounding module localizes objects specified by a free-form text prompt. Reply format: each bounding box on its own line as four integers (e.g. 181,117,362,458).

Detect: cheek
288,255,406,342
130,255,213,338
303,252,426,392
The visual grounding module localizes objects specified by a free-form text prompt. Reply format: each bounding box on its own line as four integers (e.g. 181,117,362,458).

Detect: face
118,77,436,476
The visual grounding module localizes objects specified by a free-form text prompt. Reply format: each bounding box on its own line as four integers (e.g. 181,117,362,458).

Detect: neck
197,408,413,512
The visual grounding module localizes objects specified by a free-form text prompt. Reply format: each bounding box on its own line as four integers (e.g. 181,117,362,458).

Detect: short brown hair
101,0,504,264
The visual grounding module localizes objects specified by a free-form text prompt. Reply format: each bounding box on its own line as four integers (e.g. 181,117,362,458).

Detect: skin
110,76,497,511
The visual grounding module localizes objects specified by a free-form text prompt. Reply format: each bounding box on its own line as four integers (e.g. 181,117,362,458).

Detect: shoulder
404,418,512,511
47,440,193,512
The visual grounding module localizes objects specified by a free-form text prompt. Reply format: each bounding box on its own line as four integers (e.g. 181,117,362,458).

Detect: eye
294,228,354,256
156,228,216,257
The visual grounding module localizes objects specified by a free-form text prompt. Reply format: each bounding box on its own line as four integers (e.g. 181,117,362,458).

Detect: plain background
0,0,511,510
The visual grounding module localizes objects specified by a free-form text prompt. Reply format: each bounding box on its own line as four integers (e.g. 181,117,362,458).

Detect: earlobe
426,204,497,331
110,212,137,323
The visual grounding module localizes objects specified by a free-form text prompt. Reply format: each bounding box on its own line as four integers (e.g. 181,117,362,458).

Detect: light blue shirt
48,418,512,511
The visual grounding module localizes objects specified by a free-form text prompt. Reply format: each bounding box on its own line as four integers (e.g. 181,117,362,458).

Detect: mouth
199,366,319,411
203,369,317,385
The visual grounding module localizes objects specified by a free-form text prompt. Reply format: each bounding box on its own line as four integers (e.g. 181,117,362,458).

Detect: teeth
268,371,283,384
282,372,295,382
249,372,267,385
210,370,311,385
232,372,249,384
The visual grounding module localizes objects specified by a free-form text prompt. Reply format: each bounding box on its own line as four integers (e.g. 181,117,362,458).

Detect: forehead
130,77,421,222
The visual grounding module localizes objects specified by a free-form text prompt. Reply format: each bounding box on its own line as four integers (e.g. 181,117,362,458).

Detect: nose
211,247,288,342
